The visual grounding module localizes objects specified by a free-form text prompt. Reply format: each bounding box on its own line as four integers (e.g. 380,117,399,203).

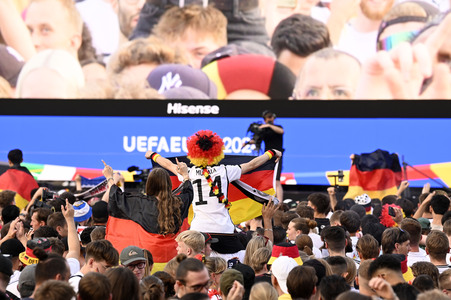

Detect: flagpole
403,161,450,191
401,155,411,199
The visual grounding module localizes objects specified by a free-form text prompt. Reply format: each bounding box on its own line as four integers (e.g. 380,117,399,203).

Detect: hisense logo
167,103,220,115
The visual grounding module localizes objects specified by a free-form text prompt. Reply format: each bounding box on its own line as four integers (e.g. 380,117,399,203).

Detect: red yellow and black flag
344,149,403,200
0,168,39,210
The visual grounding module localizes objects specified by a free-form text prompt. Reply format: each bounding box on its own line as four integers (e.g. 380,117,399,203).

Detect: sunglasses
377,30,420,51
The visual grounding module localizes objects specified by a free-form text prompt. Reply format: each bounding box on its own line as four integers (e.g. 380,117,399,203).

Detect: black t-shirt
315,218,330,233
262,125,283,151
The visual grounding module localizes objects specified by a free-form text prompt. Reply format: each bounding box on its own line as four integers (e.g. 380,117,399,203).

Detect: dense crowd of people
2,133,451,300
0,0,449,99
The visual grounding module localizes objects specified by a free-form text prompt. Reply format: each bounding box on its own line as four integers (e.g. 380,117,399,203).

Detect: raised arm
413,191,435,219
101,161,122,203
145,151,178,175
240,149,282,175
261,198,279,244
61,199,80,261
396,180,409,199
328,187,338,212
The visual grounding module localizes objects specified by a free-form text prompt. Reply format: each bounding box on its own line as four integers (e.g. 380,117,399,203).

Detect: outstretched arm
240,149,282,174
145,151,178,175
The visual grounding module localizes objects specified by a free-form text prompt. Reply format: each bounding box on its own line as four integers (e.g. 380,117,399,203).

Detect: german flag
153,155,276,225
344,149,402,200
0,169,39,210
106,155,275,273
106,217,187,273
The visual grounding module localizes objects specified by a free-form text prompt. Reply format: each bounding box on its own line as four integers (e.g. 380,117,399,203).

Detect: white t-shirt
309,232,323,250
6,270,21,298
407,248,430,267
69,270,84,293
336,22,378,64
68,257,81,275
189,165,241,233
347,235,360,262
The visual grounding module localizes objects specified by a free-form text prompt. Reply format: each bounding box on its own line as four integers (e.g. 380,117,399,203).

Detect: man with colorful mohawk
145,129,281,234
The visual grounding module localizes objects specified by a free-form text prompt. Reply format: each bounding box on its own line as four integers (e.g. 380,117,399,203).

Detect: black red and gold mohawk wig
187,130,225,167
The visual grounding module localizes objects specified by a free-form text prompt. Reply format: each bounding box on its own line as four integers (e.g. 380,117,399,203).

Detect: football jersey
189,165,241,233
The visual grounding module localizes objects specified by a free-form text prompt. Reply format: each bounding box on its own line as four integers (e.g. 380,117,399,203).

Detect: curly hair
146,168,182,234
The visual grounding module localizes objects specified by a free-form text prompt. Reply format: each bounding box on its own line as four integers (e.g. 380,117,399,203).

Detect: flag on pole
344,149,402,200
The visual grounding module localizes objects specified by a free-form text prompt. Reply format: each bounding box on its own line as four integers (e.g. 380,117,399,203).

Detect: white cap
271,256,298,294
355,193,371,205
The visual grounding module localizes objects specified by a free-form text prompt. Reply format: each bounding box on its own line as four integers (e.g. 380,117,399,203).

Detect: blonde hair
243,235,273,266
16,49,85,98
204,256,226,274
153,4,227,46
249,282,278,300
175,230,205,254
107,36,187,75
248,247,271,273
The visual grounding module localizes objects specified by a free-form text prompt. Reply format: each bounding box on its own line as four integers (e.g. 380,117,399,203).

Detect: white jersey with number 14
188,165,241,234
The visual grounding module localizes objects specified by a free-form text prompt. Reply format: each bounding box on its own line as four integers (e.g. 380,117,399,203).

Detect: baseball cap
268,242,303,265
120,246,146,266
1,238,25,257
18,264,36,298
147,64,217,98
271,256,298,294
201,232,219,244
0,254,13,276
232,263,255,300
418,218,431,230
73,200,92,223
220,269,244,297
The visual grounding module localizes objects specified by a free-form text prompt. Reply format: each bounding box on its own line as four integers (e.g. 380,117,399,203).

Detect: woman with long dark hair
102,158,192,235
102,157,193,271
